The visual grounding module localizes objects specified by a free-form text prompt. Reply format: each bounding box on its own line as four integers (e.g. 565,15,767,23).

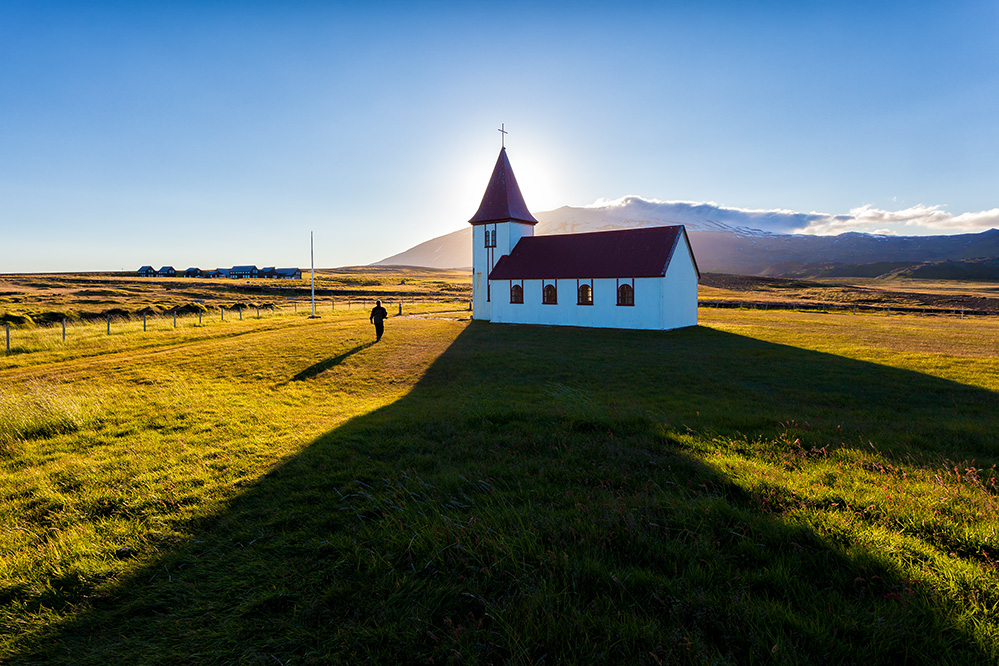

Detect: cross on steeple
498,123,508,148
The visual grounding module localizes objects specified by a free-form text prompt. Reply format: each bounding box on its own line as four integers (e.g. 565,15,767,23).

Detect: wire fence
5,297,989,356
2,299,472,356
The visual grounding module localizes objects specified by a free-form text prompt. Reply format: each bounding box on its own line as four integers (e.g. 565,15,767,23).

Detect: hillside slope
374,207,999,277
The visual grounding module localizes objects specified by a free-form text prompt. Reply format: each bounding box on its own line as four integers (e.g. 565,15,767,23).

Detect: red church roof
489,226,698,280
468,147,539,226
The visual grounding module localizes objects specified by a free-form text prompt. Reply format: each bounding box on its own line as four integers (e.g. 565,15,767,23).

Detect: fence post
107,315,111,335
62,319,66,342
886,306,890,317
256,306,260,318
143,313,147,332
962,308,965,319
239,308,242,321
5,323,8,353
294,302,297,313
398,303,402,316
174,310,177,328
221,307,224,322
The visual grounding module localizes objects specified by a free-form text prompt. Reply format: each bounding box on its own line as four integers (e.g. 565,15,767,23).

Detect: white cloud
793,204,999,235
582,195,665,208
577,196,999,237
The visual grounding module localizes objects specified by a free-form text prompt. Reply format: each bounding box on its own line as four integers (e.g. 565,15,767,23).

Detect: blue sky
2,0,998,272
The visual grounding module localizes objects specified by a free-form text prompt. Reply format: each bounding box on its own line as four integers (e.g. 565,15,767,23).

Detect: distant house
139,264,293,279
230,265,259,279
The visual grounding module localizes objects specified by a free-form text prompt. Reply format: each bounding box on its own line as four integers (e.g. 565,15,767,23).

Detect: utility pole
309,231,320,319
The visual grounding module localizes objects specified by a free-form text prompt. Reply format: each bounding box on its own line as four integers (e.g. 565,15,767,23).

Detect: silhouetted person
370,300,388,341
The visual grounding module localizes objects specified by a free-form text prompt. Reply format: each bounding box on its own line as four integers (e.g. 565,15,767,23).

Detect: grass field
699,274,999,314
0,267,472,324
1,297,998,664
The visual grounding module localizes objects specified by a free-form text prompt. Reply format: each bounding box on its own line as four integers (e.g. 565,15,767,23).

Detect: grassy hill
757,257,999,281
1,306,998,664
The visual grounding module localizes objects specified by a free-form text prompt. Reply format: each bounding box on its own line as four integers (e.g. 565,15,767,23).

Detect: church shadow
287,342,376,383
10,323,998,664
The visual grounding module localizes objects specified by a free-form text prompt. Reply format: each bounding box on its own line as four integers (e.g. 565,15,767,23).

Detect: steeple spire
468,146,539,226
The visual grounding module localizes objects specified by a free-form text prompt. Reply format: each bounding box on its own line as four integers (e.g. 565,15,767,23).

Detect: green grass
0,301,467,371
1,308,997,664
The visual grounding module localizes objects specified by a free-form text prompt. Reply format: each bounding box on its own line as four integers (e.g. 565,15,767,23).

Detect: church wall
471,225,492,320
489,276,695,330
659,233,699,330
472,221,536,322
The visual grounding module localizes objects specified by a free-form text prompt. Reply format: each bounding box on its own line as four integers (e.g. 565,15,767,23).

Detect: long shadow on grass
288,342,376,383
10,323,998,665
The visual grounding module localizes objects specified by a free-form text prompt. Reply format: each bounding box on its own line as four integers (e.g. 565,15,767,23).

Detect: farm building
231,265,259,279
470,147,699,330
134,264,298,279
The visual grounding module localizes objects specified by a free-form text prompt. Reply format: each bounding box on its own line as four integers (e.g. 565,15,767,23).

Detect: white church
469,145,700,330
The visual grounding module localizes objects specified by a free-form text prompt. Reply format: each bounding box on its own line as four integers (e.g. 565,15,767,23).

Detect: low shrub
172,303,210,315
0,313,34,327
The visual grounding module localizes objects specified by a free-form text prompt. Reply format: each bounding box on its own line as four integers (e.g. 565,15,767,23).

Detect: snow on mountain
373,196,999,275
534,196,827,238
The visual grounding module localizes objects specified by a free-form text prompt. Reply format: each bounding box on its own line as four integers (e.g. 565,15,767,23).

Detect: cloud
793,204,999,236
579,196,999,237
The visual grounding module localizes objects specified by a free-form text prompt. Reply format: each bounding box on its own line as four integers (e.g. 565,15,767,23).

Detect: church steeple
468,147,539,226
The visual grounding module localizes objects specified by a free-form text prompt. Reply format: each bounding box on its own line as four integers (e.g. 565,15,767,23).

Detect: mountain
373,198,999,278
375,228,472,270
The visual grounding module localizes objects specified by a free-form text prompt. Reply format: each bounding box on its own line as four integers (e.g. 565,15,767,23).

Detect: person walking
370,300,388,342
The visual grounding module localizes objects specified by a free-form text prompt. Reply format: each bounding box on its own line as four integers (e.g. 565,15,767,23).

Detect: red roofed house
469,147,699,330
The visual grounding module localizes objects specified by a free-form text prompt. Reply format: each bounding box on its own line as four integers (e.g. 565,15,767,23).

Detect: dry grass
2,274,998,664
0,267,473,320
700,274,999,313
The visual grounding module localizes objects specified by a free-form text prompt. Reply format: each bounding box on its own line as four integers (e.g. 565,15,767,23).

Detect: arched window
543,283,557,305
617,283,634,306
510,283,523,304
577,283,593,305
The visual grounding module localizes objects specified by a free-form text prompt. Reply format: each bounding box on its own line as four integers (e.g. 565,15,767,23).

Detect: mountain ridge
374,198,999,279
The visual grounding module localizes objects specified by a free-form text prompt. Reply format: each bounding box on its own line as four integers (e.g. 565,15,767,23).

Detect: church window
543,283,557,305
485,228,496,248
510,283,523,304
617,283,634,306
577,283,593,305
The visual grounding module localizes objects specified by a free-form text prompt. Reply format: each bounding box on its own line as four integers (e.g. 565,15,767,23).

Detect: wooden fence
2,299,472,355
